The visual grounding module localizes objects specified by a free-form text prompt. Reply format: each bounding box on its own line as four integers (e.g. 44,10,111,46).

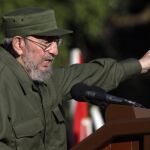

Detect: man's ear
12,36,25,56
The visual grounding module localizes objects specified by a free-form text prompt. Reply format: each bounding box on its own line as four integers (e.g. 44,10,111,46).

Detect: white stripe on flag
90,106,104,130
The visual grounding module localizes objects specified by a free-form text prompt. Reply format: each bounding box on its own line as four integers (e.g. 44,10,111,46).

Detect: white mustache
43,55,54,61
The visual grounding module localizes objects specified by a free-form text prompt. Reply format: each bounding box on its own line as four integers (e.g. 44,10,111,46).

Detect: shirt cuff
120,58,141,81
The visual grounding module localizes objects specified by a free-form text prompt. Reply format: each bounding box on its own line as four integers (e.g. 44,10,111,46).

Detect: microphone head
86,85,106,100
70,83,88,100
70,82,108,107
70,82,106,101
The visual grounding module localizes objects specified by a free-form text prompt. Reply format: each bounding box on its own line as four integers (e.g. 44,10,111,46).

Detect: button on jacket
0,47,141,150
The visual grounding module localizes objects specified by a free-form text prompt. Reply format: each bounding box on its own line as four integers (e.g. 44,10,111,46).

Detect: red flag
73,102,88,143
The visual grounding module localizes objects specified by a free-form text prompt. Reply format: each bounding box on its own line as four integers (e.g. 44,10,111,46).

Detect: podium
71,104,150,150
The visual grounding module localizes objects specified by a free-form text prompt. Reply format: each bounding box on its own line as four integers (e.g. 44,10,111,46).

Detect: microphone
70,83,144,107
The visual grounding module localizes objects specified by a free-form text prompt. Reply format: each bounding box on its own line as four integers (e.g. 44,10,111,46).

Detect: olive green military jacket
0,47,141,150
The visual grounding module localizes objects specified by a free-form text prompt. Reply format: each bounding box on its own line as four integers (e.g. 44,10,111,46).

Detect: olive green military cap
2,7,73,37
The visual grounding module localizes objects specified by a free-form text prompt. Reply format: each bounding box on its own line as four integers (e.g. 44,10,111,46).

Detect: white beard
23,51,53,82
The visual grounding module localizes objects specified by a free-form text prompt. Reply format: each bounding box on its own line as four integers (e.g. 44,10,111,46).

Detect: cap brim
34,28,73,37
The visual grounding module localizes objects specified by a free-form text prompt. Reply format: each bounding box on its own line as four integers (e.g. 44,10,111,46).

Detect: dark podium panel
71,104,150,150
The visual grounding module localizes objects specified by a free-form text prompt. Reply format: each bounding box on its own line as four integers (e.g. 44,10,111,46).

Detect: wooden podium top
71,104,150,150
106,104,150,122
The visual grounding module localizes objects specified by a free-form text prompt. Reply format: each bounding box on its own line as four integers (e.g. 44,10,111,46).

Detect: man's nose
47,42,59,56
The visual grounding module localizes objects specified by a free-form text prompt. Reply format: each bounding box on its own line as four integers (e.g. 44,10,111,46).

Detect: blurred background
0,0,150,148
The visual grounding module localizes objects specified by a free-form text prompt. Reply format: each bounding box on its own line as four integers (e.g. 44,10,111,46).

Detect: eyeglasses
24,37,62,52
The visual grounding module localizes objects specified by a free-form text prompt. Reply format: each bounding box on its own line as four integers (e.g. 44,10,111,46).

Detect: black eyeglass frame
23,37,62,52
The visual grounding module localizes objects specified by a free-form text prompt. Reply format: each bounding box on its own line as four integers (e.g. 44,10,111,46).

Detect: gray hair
3,38,18,57
4,38,13,46
3,38,13,52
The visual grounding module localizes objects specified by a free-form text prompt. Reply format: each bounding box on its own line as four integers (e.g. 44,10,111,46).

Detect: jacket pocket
13,117,44,138
13,117,45,150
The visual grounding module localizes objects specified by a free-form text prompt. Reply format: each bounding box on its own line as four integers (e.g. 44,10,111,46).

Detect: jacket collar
0,47,47,90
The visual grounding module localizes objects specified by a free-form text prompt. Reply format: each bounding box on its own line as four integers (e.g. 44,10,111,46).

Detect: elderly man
0,7,150,150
